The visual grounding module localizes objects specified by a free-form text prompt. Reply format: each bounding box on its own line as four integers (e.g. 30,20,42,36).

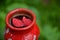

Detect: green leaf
28,6,41,27
0,11,6,40
43,24,60,40
6,3,29,12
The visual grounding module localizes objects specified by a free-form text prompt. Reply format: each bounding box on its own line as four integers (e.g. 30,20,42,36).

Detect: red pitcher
4,8,40,40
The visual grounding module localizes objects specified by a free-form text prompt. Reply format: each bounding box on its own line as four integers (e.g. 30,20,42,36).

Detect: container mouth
6,8,36,31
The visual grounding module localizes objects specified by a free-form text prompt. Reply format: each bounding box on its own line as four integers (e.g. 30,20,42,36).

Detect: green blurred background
0,0,60,40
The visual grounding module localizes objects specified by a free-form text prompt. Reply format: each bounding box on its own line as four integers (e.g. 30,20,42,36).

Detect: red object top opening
12,16,32,28
6,8,36,31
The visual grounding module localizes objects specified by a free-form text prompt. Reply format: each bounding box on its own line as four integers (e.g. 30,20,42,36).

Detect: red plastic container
5,8,40,40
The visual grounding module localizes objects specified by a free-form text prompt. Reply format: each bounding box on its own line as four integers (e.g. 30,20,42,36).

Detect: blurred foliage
0,0,60,40
6,3,29,12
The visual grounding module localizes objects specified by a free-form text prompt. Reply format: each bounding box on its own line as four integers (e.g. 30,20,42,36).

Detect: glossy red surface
5,8,40,40
22,16,32,26
12,18,24,27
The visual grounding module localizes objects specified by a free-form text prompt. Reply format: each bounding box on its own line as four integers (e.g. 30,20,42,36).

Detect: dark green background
0,0,60,40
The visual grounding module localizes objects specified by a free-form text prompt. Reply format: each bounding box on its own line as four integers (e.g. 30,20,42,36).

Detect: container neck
7,24,34,34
